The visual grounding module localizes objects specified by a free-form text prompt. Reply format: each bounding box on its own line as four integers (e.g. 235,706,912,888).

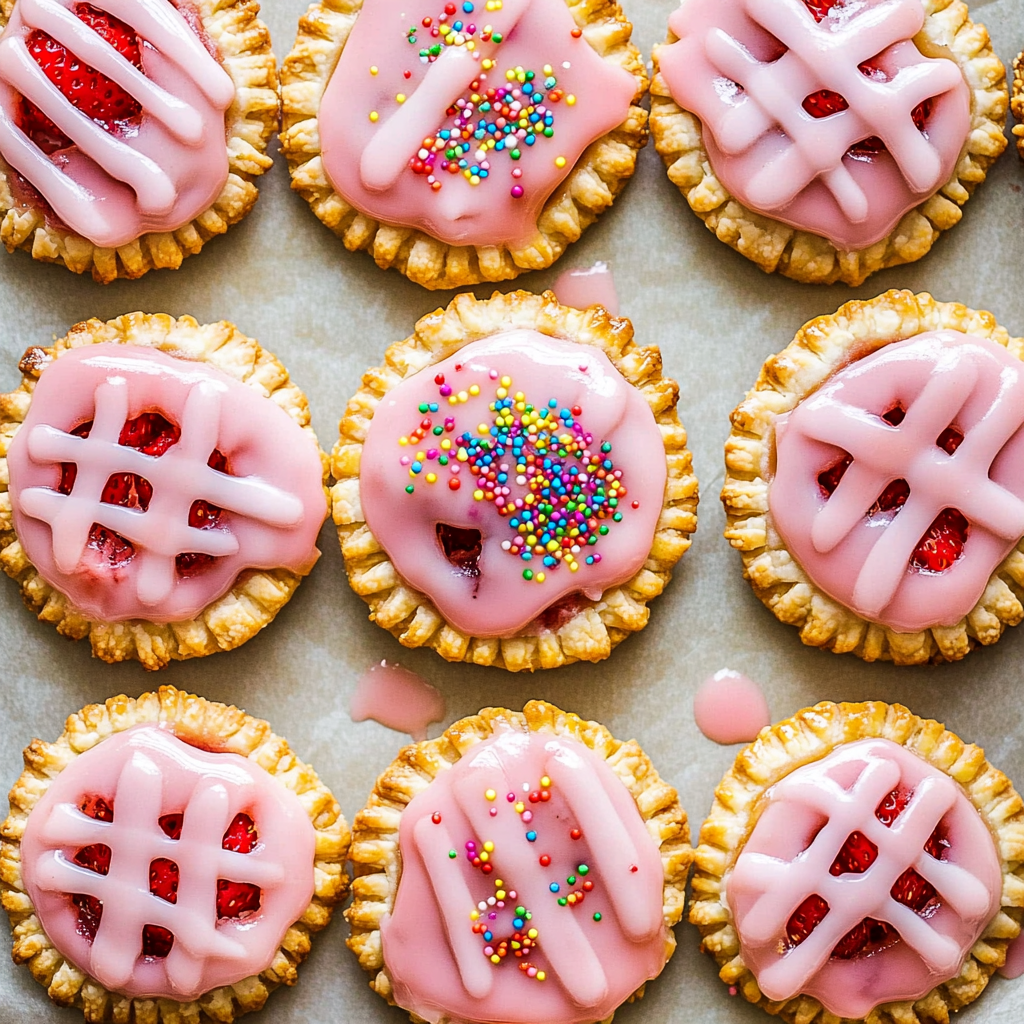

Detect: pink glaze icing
0,0,234,248
318,0,636,249
551,261,619,315
350,660,446,741
7,343,326,623
658,0,971,250
693,669,770,745
769,330,1024,633
999,932,1024,979
360,331,666,637
380,727,667,1024
727,738,1002,1018
20,724,316,1001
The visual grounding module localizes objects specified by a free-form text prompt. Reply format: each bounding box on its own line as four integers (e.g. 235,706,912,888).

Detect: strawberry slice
910,509,968,573
829,830,876,875
803,0,845,21
149,857,179,904
141,924,174,958
786,893,829,948
803,89,848,118
71,795,113,942
176,448,229,576
20,3,143,155
831,917,899,959
217,812,261,919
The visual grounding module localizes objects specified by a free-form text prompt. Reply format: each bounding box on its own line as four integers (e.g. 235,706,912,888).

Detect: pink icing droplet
1000,932,1024,979
693,669,771,746
552,261,619,315
350,661,445,741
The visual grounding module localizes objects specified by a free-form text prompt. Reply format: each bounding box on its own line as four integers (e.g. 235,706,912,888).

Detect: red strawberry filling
784,784,948,959
816,405,969,574
20,4,143,156
69,797,262,956
436,523,482,578
56,411,229,575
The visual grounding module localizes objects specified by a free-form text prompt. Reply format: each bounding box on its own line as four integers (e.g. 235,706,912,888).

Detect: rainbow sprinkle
398,369,630,583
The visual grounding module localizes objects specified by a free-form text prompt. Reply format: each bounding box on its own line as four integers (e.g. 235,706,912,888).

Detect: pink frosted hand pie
346,701,691,1024
0,686,349,1022
722,289,1024,664
0,0,278,282
280,0,648,290
0,313,328,669
650,0,1007,286
689,701,1024,1024
332,290,698,672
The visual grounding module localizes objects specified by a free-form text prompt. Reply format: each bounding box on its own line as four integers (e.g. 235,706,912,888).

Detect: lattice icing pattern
769,330,1024,633
380,728,668,1024
0,0,234,247
658,0,971,250
19,724,317,1001
359,330,666,637
726,739,1002,1018
318,0,636,248
6,343,327,623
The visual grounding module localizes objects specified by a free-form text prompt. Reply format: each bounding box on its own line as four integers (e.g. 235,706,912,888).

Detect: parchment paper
1,0,1023,1020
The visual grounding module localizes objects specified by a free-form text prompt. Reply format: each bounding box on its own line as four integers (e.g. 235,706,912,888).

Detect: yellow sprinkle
469,384,480,396
416,451,425,460
485,788,497,801
515,391,525,401
396,93,406,103
546,540,558,552
566,95,576,106
515,801,525,813
479,851,489,862
370,65,378,75
495,878,504,887
457,448,469,461
478,423,489,434
484,841,494,852
491,955,501,964
441,439,452,450
555,156,566,168
536,572,546,582
474,489,485,500
426,473,437,483
458,390,469,402
569,562,579,572
496,387,508,399
467,40,475,49
482,58,493,69
398,437,408,446
543,64,553,75
369,111,379,122
471,911,480,920
449,396,458,405
528,928,538,939
540,776,551,787
496,889,506,899
537,972,546,982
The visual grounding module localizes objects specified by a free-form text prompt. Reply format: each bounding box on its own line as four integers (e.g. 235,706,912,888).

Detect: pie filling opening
436,523,482,578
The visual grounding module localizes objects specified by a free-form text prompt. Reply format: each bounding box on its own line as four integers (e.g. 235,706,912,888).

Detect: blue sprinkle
549,882,559,893
527,831,537,842
463,1,474,11
411,461,422,473
513,917,524,929
484,931,493,941
429,403,439,413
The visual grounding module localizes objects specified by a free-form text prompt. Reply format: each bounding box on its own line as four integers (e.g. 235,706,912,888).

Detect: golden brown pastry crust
1012,50,1024,157
0,685,351,1023
332,289,699,671
346,699,692,1019
689,700,1024,1024
0,0,279,283
0,313,330,669
280,0,648,290
650,0,1007,287
722,289,1024,664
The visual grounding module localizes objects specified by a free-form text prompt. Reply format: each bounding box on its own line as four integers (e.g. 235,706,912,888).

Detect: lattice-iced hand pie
0,313,328,669
333,290,698,671
280,0,647,290
650,0,1007,286
722,289,1024,664
347,701,691,1024
0,686,350,1022
690,700,1024,1024
0,0,278,282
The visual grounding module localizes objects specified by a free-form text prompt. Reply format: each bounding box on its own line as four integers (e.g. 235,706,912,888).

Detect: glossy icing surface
380,727,667,1024
20,724,316,1001
7,343,326,623
693,669,770,745
659,0,970,250
769,330,1024,632
350,660,445,741
360,331,666,637
727,738,1002,1018
319,0,636,248
0,0,234,247
551,261,619,315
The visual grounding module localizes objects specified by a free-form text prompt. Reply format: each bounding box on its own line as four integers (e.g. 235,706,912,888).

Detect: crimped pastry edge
331,289,699,672
689,700,1024,1024
279,0,648,290
0,0,280,283
0,312,330,669
649,0,1008,287
1011,50,1024,158
345,699,693,1020
0,685,351,1023
721,288,1024,664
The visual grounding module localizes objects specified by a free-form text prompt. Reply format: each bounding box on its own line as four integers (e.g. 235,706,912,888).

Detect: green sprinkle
449,850,457,858
578,864,589,875
593,912,602,922
405,485,415,494
557,898,567,906
523,569,534,581
567,875,576,885
599,525,610,535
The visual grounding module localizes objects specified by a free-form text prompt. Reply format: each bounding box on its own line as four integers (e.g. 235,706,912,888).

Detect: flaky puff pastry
650,0,1007,287
0,686,351,1024
1012,51,1024,157
0,0,279,284
0,313,330,670
332,289,698,672
347,700,692,1018
689,701,1024,1024
722,289,1024,664
280,0,647,290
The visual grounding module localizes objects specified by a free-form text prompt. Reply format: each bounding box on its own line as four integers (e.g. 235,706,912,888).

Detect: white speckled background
1,0,1023,1020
